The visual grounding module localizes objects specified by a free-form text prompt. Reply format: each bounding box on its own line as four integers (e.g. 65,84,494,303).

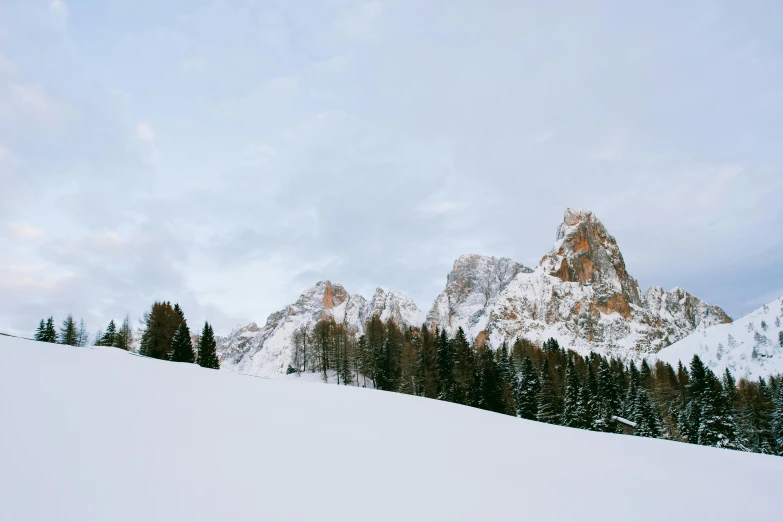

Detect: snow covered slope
1,336,781,522
431,209,731,358
656,297,783,380
218,281,424,377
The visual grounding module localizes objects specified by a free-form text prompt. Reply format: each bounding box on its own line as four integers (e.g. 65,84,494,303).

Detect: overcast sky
1,0,781,337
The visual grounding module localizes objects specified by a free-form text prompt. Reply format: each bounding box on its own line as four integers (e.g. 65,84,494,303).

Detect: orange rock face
321,282,348,310
596,294,632,319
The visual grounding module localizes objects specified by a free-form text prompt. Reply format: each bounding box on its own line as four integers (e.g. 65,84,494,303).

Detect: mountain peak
540,208,640,317
557,208,604,241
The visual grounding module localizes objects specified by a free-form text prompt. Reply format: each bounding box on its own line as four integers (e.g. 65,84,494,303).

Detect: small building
611,415,637,435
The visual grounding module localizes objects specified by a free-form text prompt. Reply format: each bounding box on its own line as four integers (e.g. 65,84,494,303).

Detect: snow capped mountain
218,208,735,376
218,281,424,377
426,254,533,337
369,287,427,327
655,297,783,380
433,209,731,358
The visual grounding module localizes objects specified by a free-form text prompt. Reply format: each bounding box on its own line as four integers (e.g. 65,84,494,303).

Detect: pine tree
633,388,661,438
624,360,640,418
197,322,220,369
516,357,539,420
575,382,593,429
100,320,118,347
639,359,652,390
497,341,517,415
698,371,740,449
115,315,134,351
416,325,438,398
476,347,506,414
76,319,89,347
170,323,195,363
771,380,783,454
34,319,46,341
451,327,475,406
43,316,57,343
595,359,620,432
536,360,559,424
173,303,186,325
563,357,582,427
140,301,184,360
436,328,456,402
59,315,78,346
680,355,708,443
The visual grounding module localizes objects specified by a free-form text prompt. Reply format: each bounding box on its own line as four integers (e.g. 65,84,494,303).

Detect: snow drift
1,336,781,522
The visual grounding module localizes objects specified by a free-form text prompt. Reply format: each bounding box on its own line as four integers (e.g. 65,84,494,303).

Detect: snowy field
1,336,781,522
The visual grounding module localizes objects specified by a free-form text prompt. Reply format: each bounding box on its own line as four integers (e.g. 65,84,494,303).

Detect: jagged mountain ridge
218,282,425,377
218,208,732,376
431,208,731,358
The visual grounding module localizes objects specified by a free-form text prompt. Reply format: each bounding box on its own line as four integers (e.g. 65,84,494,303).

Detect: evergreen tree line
292,317,783,456
33,302,220,370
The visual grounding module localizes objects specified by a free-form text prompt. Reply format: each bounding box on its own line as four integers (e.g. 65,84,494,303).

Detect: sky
1,0,782,338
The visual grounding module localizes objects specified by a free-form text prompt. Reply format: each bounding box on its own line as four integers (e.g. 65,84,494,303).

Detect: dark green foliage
59,315,78,346
595,359,620,432
633,388,661,437
170,323,195,363
34,319,46,341
697,371,739,448
436,328,456,402
416,325,438,399
43,317,58,343
516,357,539,420
140,301,184,360
197,322,220,369
536,360,560,424
562,357,582,427
542,337,560,353
476,347,506,414
97,320,117,347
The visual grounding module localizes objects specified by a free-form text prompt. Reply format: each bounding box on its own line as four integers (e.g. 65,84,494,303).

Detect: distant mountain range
219,208,744,377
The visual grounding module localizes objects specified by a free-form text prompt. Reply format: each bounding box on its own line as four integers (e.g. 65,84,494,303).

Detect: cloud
418,201,459,215
135,122,155,143
1,0,782,337
5,222,45,241
589,135,625,161
9,83,64,119
334,1,384,40
49,0,68,19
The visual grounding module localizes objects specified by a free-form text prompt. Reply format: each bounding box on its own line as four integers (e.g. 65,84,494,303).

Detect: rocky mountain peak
539,208,641,318
428,254,532,334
